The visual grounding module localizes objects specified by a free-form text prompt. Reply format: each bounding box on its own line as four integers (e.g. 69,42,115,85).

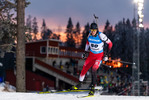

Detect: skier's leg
71,57,95,90
79,57,95,82
88,60,102,95
88,52,103,95
92,60,102,86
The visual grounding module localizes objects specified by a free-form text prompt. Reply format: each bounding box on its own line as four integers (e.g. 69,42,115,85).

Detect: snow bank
0,82,16,92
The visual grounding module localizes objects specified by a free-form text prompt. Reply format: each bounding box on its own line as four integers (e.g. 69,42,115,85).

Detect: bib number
91,44,98,48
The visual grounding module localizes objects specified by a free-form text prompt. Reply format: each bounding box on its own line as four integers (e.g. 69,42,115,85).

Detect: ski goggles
91,29,97,32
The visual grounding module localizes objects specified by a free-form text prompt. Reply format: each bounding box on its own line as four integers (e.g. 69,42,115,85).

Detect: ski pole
107,59,135,65
93,14,98,25
93,14,99,28
101,63,112,68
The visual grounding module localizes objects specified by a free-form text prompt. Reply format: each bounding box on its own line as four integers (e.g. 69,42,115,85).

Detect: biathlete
71,22,113,96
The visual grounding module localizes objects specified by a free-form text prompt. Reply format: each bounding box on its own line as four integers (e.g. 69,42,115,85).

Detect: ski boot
70,81,83,90
88,85,95,96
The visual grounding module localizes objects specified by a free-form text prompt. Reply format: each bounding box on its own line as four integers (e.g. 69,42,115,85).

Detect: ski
53,89,89,93
37,89,89,94
37,86,103,94
37,91,51,94
77,95,97,98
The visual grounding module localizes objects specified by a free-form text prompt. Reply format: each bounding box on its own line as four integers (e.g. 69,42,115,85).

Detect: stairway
33,58,79,88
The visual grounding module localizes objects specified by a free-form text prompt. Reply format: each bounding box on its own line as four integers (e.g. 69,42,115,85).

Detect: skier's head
90,22,98,37
90,22,98,30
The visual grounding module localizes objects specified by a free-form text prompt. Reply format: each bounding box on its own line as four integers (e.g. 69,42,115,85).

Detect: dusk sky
25,0,149,32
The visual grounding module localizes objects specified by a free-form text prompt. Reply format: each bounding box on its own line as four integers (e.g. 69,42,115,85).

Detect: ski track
0,92,149,100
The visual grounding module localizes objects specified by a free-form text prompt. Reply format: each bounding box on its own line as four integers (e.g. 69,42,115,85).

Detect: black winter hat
90,23,98,29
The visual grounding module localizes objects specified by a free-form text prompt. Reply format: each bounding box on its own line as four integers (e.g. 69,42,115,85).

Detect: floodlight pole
132,0,144,96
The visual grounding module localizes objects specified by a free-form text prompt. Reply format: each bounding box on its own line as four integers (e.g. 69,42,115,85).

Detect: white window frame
48,46,59,55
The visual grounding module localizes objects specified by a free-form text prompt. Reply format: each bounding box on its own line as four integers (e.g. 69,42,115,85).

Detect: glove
82,51,88,59
82,52,86,59
103,55,108,61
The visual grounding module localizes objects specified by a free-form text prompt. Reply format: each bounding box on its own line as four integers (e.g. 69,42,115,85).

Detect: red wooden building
25,39,84,59
6,39,85,91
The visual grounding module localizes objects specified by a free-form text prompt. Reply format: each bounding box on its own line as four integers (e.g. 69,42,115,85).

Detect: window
48,46,59,55
40,46,46,54
55,48,58,54
48,47,52,54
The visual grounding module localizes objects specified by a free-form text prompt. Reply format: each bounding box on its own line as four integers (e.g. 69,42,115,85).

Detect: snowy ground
0,92,149,100
0,82,149,100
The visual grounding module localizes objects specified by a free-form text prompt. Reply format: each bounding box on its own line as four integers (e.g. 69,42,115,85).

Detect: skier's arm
85,40,89,52
82,40,89,59
99,32,113,52
106,39,113,51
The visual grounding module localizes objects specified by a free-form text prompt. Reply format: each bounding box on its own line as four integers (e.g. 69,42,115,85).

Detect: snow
0,92,149,100
0,82,16,92
0,82,149,100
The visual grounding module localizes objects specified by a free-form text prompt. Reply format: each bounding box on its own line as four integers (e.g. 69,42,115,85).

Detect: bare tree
16,0,26,92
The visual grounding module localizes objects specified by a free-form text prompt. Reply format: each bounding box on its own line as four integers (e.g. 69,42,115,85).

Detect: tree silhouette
74,22,81,48
103,20,113,56
41,19,52,40
80,23,90,49
26,15,32,34
32,17,38,41
65,17,75,47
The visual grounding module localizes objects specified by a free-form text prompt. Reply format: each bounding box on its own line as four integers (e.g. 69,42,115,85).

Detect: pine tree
111,19,127,60
50,33,60,39
125,19,133,62
132,18,137,29
26,15,32,34
16,0,26,92
0,0,31,54
0,0,30,92
47,29,52,39
140,28,148,80
74,22,81,48
80,23,90,49
41,19,48,39
66,17,73,33
104,20,110,31
75,22,81,34
111,18,134,67
142,28,149,80
32,17,38,40
65,17,75,47
103,20,113,56
103,20,113,38
0,0,17,57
